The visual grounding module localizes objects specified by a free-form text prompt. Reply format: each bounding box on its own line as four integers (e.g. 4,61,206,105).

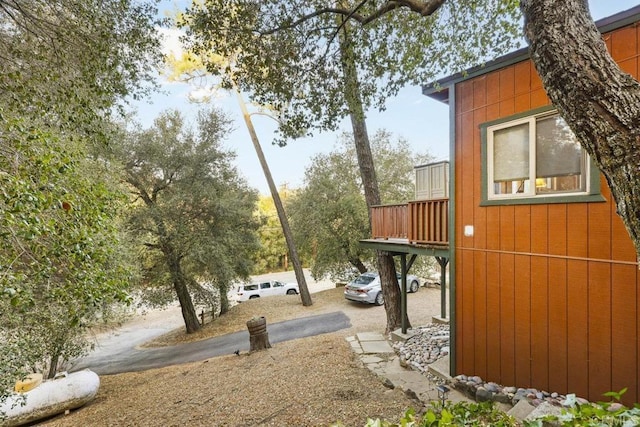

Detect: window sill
480,193,606,206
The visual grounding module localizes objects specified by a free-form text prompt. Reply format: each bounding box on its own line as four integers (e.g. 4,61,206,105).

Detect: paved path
347,331,471,405
71,311,351,375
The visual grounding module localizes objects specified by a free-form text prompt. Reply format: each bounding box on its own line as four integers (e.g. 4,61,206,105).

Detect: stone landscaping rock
485,382,499,392
475,386,494,402
494,392,512,404
608,402,624,411
382,378,395,389
507,399,536,422
391,322,601,421
391,323,450,368
524,401,564,425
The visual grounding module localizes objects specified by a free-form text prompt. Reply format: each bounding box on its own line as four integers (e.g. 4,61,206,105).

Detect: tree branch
261,0,446,35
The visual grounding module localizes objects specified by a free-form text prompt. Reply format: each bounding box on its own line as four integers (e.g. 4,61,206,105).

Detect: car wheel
286,289,297,295
249,295,259,299
409,280,419,293
374,292,384,306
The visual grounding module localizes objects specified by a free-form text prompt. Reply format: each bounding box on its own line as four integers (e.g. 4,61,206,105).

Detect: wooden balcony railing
408,198,448,245
370,198,448,245
371,203,407,240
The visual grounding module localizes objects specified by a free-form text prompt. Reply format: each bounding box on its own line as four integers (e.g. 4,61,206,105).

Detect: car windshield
352,275,376,285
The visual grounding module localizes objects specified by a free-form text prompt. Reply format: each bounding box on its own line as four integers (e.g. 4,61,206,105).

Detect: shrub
334,401,519,427
524,389,640,427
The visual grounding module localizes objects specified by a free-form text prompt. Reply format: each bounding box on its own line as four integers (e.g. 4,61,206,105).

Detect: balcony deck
363,199,449,257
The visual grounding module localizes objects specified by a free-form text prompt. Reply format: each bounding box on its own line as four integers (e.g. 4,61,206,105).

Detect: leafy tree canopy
0,112,133,393
110,109,261,330
0,0,161,394
180,0,521,144
0,0,162,139
252,190,299,274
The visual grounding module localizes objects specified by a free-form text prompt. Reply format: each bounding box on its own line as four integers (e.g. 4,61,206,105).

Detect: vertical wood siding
454,23,640,404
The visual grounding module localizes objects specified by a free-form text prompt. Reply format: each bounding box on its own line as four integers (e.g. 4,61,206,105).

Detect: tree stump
246,316,271,352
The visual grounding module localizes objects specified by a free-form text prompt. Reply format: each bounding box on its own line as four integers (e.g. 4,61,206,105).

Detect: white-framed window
486,111,588,200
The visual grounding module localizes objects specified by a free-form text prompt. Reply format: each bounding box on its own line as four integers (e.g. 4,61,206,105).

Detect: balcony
370,198,449,246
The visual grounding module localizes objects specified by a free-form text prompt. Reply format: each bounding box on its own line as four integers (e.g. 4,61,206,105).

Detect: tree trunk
166,251,201,334
235,88,314,306
338,15,409,333
219,284,230,315
522,0,640,261
349,256,367,274
173,276,201,333
47,354,59,380
246,316,272,351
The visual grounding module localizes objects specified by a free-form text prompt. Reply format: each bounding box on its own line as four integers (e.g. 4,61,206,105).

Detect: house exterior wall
453,22,640,404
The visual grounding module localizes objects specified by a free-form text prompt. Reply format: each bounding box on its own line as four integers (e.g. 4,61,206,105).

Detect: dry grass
41,286,443,427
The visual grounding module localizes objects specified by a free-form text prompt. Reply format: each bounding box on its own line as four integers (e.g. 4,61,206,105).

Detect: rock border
391,324,593,412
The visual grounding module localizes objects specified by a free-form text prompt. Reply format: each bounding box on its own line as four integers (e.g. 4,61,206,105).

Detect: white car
344,272,420,306
234,280,300,302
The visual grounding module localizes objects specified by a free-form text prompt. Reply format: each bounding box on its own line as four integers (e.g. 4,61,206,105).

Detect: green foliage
0,0,162,404
334,401,518,427
0,112,132,395
287,130,434,280
524,389,640,427
420,401,517,426
0,0,161,141
181,0,522,145
111,109,261,321
252,191,299,274
340,390,640,427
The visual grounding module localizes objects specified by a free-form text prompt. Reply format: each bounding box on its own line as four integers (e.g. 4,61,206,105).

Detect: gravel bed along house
390,323,602,413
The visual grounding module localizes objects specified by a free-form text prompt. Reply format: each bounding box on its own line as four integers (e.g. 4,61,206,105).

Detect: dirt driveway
43,278,445,427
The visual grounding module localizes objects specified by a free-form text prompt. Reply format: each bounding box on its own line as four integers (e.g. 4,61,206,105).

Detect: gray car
344,272,420,306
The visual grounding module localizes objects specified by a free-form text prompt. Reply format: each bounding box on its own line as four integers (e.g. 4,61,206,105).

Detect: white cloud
157,27,184,61
188,86,219,102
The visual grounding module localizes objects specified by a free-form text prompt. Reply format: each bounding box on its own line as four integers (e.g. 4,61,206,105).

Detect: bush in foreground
336,389,640,426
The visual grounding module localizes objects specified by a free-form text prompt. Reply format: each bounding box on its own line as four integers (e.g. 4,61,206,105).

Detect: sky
130,1,640,195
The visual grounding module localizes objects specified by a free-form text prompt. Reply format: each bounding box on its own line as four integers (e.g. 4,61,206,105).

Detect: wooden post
246,316,271,352
400,254,408,334
436,256,449,319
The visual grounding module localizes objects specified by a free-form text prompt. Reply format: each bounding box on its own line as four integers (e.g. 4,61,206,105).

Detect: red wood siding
453,22,640,404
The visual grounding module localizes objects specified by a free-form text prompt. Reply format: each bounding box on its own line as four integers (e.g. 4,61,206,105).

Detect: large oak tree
112,109,260,333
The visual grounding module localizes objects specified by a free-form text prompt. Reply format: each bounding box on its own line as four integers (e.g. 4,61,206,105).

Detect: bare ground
41,285,443,427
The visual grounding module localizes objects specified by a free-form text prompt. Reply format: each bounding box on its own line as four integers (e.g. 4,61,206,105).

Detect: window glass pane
492,122,530,195
536,115,585,193
493,123,529,182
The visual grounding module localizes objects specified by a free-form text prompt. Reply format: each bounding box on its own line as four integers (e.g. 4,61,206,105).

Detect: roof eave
422,5,640,103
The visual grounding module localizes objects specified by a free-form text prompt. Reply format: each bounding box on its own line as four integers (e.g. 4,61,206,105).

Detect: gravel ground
41,284,444,427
